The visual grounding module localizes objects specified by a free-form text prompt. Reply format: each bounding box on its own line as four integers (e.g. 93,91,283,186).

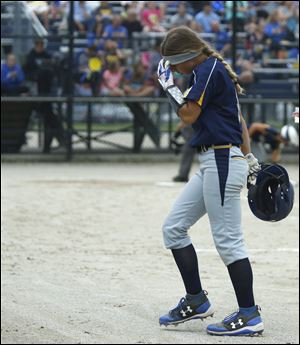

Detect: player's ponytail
161,26,244,95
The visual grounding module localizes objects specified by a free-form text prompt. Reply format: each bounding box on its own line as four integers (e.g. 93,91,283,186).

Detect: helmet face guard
248,164,294,222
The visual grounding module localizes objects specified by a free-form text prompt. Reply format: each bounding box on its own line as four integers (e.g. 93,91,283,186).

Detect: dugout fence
1,96,298,160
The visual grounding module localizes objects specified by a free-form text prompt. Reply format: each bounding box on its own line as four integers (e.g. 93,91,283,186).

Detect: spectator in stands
277,1,299,43
75,45,103,96
102,15,128,48
124,61,155,97
188,1,207,13
47,1,68,34
211,21,231,54
100,59,125,96
169,2,193,28
87,15,105,48
211,1,225,16
264,9,290,58
255,1,280,20
73,1,93,33
224,1,249,32
121,1,145,17
188,20,203,33
244,20,265,62
1,54,29,96
24,39,53,95
102,39,126,66
195,1,220,33
122,9,143,40
24,39,66,153
236,57,255,86
141,1,166,32
278,1,299,32
93,1,113,27
146,39,163,96
50,1,66,21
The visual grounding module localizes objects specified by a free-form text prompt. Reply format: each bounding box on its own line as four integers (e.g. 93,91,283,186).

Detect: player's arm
157,59,201,125
240,113,261,181
240,114,251,155
178,101,201,125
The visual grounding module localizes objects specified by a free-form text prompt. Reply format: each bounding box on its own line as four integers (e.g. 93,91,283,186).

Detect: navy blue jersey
184,57,243,147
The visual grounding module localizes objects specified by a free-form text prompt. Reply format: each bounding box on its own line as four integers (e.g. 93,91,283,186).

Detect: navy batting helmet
247,164,294,222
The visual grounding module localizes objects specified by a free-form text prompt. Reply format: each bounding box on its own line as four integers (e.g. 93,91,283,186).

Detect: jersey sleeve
184,58,218,110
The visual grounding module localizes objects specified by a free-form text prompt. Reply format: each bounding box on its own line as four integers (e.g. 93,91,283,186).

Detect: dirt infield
1,162,299,344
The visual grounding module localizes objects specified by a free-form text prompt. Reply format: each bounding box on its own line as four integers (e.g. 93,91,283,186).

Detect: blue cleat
159,290,214,326
206,305,264,336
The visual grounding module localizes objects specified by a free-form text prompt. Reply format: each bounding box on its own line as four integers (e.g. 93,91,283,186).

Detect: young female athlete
157,26,264,336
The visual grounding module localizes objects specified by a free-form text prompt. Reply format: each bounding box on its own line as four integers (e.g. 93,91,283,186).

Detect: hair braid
203,46,244,95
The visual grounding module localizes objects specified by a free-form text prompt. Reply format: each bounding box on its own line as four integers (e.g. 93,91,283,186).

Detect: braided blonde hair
161,26,244,94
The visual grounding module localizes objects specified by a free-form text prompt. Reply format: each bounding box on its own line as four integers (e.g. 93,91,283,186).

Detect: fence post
66,2,74,161
87,102,92,151
231,1,237,71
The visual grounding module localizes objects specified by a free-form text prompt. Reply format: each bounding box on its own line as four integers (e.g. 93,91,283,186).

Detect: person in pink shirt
100,59,125,96
141,1,166,32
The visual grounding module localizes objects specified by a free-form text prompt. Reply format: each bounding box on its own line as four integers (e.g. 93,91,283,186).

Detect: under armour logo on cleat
230,319,244,329
180,306,193,317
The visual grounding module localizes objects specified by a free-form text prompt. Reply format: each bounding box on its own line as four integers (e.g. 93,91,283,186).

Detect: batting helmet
247,164,294,222
281,125,299,147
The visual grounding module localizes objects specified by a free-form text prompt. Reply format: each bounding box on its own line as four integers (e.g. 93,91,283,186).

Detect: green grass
30,121,177,132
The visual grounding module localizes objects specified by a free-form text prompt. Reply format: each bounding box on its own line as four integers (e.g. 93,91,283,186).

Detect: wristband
166,85,187,115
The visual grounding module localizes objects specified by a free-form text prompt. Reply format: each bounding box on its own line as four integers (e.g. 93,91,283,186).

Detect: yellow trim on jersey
183,87,192,98
197,91,205,106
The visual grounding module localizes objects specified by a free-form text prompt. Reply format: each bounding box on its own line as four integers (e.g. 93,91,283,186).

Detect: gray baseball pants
162,146,249,266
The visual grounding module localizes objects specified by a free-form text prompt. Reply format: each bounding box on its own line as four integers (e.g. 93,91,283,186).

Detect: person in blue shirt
264,9,288,56
103,15,128,49
73,1,93,33
1,54,29,96
195,2,220,33
157,26,264,336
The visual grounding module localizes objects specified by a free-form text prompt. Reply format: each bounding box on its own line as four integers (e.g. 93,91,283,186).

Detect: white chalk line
196,248,299,253
156,182,177,187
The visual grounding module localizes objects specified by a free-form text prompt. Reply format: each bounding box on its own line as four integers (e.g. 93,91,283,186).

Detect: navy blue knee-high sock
172,244,202,295
227,258,255,308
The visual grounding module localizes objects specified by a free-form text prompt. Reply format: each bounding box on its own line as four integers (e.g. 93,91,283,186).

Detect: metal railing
1,96,298,160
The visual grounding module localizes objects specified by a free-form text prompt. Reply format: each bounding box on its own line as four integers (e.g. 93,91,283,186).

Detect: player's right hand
157,58,174,90
245,153,261,184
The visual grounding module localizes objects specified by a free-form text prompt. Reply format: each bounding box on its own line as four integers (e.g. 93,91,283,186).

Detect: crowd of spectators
1,1,299,97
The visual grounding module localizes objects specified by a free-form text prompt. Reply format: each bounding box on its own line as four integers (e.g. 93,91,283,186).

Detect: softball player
157,26,264,336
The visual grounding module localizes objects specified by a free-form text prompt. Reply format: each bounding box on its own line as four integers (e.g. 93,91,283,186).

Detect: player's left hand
245,153,261,184
157,58,174,90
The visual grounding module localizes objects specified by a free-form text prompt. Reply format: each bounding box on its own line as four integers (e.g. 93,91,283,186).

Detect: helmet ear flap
272,182,295,221
247,164,294,222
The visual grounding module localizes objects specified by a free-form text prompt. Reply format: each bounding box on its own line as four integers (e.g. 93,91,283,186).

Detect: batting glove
157,58,174,90
245,153,261,184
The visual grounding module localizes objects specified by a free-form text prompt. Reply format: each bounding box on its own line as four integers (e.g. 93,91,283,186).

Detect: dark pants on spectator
38,103,66,153
177,126,197,180
33,68,66,152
